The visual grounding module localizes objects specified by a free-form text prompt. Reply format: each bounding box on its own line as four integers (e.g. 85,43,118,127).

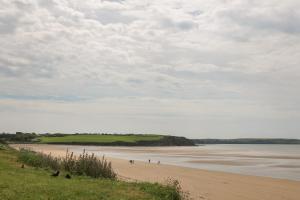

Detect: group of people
129,159,160,165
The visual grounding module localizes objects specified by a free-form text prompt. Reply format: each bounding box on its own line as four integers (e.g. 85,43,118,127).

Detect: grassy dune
0,146,182,200
39,134,163,144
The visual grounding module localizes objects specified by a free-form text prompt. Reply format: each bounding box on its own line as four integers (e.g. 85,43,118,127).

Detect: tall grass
136,179,189,200
62,149,116,178
0,144,7,150
18,149,60,170
165,179,190,200
18,148,116,179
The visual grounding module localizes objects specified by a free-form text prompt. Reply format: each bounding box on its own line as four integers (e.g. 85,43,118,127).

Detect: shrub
0,144,7,150
18,148,60,170
17,148,116,179
62,149,116,179
165,179,190,200
137,179,189,200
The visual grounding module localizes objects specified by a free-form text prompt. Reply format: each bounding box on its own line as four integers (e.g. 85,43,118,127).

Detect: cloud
160,18,196,31
220,0,300,35
0,0,299,137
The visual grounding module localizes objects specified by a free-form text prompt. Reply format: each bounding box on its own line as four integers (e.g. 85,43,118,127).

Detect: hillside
193,138,300,144
1,133,195,146
39,134,195,146
39,134,162,143
0,145,182,200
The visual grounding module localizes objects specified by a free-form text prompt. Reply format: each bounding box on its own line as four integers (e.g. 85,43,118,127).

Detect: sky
0,0,300,139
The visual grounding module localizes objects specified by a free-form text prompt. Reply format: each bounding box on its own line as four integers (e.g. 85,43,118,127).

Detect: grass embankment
39,134,163,144
0,145,183,200
37,134,195,146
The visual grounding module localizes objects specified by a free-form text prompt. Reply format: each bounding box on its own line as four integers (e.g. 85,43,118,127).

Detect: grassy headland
39,134,163,144
193,138,300,144
38,134,195,146
0,145,184,200
0,133,195,146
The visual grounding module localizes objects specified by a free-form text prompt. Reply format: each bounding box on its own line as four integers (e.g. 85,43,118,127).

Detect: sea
44,144,300,181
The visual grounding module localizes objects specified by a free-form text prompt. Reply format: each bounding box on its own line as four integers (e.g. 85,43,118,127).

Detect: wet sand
11,144,300,200
187,159,252,166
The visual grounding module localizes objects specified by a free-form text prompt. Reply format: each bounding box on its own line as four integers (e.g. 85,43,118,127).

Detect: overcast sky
0,0,300,138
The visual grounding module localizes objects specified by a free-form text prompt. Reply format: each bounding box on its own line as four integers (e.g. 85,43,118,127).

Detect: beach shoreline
11,144,300,200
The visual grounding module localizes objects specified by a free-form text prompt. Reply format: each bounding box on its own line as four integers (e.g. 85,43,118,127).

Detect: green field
0,146,181,200
39,134,163,144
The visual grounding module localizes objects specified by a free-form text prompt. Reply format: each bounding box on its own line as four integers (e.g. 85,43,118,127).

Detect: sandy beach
11,144,300,200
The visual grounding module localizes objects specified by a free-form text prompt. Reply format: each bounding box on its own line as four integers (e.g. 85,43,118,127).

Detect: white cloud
0,0,299,138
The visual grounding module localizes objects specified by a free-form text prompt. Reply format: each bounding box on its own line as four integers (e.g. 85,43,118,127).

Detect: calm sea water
42,144,300,181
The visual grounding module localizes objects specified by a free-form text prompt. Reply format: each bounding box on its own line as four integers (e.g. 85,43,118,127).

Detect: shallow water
25,144,300,181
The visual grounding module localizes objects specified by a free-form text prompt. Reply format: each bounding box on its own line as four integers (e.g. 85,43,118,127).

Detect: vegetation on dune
63,149,116,178
18,148,61,172
18,148,116,179
0,145,186,200
0,143,8,150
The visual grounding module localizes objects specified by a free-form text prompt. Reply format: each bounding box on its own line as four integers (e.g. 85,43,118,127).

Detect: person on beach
148,159,151,163
129,160,134,164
